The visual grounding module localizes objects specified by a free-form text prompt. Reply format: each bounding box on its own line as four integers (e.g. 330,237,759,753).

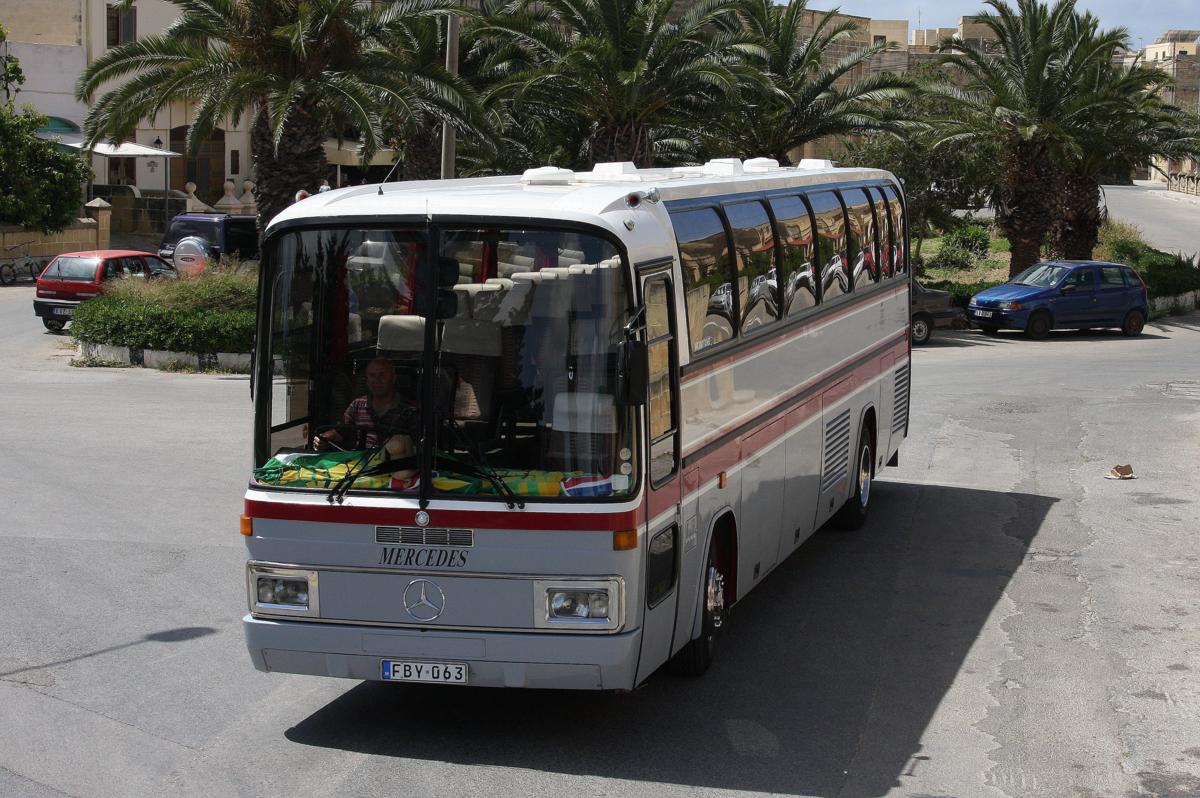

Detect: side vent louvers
375,526,474,547
821,409,852,492
892,364,910,434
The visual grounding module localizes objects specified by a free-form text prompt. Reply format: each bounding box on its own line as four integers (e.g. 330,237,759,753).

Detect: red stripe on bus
681,284,908,382
244,499,639,532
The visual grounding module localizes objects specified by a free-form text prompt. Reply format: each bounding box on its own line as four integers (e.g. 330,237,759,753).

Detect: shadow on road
920,328,1169,348
0,626,217,679
284,482,1056,797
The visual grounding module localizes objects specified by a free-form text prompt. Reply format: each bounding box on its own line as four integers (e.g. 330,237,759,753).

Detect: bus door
636,267,683,682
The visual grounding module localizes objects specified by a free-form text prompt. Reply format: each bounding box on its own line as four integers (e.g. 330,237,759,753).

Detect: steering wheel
310,423,378,451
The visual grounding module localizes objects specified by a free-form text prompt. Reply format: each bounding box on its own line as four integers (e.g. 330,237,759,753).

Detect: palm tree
77,0,480,229
932,0,1130,276
470,0,765,168
702,0,911,164
1050,52,1200,259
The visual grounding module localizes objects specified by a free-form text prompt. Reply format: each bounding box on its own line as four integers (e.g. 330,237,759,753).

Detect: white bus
243,157,911,689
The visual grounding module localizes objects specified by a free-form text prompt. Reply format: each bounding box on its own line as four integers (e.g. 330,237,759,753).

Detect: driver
313,357,417,454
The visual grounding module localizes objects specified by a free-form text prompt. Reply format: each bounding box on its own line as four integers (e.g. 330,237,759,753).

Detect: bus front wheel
669,542,727,677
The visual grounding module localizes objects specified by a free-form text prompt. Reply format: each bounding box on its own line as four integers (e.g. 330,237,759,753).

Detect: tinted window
883,187,907,277
724,201,779,333
841,188,878,288
769,195,818,315
807,191,848,301
645,275,677,486
646,525,678,607
224,220,259,259
162,218,219,249
672,208,735,354
1013,263,1072,288
871,187,895,279
44,256,100,282
1100,266,1126,287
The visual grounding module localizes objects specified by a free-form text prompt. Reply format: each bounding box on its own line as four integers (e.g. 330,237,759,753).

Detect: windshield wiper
435,413,525,509
327,438,388,504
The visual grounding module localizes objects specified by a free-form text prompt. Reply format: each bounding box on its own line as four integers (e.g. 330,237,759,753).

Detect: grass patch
70,356,132,368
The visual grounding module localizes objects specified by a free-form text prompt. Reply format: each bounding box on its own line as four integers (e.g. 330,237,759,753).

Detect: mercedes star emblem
414,510,431,527
402,578,445,622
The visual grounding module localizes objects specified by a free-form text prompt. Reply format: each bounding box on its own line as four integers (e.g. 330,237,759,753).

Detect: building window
107,156,136,185
106,4,137,47
230,149,241,176
873,35,887,46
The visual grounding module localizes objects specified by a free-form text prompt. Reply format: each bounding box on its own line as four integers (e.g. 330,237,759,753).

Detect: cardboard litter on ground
1105,464,1137,480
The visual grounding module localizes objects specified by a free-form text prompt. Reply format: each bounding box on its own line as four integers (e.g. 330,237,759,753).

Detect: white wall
7,42,89,125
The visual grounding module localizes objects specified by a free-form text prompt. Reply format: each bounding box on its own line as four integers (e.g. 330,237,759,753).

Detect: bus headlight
247,564,320,618
534,579,622,631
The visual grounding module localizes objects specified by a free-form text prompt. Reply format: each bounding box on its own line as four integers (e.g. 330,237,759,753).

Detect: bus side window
840,188,877,288
768,194,818,315
670,208,737,355
883,186,907,277
723,200,779,334
870,187,894,279
644,274,678,486
805,191,848,301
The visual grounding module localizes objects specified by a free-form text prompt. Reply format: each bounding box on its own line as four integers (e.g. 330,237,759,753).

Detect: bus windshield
257,225,637,501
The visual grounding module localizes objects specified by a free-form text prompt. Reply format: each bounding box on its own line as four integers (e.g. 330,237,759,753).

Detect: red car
33,249,177,332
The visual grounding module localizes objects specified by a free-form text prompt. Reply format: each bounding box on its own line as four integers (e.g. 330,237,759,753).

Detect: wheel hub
705,565,726,630
858,445,872,507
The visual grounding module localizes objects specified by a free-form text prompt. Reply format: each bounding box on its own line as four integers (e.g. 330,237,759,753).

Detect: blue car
967,261,1149,339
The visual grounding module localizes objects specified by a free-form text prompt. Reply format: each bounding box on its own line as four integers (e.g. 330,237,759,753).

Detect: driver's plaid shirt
343,396,410,448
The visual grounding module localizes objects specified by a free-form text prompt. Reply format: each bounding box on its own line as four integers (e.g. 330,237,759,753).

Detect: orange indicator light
240,515,253,536
613,529,638,551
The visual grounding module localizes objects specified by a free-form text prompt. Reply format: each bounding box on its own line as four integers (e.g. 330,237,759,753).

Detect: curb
78,341,254,373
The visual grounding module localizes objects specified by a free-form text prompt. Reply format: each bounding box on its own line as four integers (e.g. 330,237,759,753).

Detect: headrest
378,314,425,352
441,318,502,357
494,281,534,326
485,277,513,288
552,392,616,433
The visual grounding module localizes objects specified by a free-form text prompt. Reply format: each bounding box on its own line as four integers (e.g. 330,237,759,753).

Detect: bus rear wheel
669,542,726,677
833,422,874,530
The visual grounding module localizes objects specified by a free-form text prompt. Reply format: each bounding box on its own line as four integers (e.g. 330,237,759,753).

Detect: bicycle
0,242,47,286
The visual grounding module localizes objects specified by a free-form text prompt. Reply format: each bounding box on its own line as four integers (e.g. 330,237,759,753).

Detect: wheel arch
687,509,738,641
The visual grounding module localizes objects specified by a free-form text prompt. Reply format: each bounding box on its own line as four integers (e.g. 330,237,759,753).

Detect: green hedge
70,269,257,353
923,279,1004,307
1106,241,1200,298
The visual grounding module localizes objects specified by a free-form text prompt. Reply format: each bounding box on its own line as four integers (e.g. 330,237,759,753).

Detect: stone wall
0,204,111,261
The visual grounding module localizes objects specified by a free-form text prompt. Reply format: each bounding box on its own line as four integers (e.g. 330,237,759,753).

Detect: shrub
1097,235,1200,298
923,279,1005,307
927,241,977,271
1094,219,1145,262
70,269,258,353
943,224,991,259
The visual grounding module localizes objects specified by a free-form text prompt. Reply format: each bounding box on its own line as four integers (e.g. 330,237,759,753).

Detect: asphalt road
1103,182,1200,257
1,280,1199,798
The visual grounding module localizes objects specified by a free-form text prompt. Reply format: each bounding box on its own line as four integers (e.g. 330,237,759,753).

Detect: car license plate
53,307,74,316
381,660,468,684
974,310,993,318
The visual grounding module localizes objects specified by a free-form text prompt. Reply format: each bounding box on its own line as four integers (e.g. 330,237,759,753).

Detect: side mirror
615,339,648,407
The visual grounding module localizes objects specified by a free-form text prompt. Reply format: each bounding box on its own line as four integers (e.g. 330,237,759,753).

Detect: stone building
1,0,253,204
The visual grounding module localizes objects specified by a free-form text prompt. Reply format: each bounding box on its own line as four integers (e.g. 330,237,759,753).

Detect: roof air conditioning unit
743,158,781,173
798,159,836,170
701,158,744,177
521,166,575,185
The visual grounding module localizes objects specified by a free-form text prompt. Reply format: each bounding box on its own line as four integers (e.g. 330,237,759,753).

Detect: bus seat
484,277,514,288
467,283,505,322
547,392,617,473
442,319,502,421
377,314,425,354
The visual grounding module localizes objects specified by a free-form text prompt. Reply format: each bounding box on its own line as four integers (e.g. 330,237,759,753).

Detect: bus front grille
375,526,474,547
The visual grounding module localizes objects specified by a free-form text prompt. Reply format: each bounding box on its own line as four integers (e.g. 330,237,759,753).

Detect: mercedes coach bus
242,157,911,690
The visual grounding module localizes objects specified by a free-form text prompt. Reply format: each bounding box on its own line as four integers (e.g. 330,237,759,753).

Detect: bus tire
669,540,727,677
833,422,874,530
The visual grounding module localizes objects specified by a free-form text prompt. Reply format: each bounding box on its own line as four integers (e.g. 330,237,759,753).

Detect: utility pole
440,15,460,180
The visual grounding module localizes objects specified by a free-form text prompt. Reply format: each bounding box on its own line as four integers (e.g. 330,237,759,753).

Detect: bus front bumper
243,615,643,690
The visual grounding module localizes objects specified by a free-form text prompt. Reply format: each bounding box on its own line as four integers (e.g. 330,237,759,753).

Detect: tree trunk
994,138,1056,278
1049,171,1102,260
400,122,441,181
251,100,328,235
590,120,654,168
